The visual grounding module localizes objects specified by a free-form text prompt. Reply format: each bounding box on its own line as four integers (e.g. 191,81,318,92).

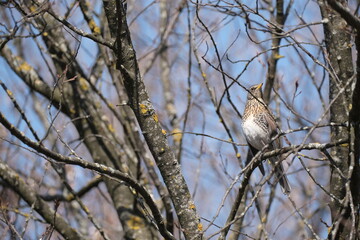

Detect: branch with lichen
108,1,202,239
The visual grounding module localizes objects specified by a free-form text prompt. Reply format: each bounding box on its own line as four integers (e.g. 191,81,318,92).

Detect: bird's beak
256,83,263,90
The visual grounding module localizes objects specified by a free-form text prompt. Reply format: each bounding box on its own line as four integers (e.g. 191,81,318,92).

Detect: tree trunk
319,1,358,239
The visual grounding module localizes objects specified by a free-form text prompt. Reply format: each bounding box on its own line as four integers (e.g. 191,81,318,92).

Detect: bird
242,83,291,194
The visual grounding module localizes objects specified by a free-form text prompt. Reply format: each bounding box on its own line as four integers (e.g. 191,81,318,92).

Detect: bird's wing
257,111,281,149
262,112,291,194
245,143,266,175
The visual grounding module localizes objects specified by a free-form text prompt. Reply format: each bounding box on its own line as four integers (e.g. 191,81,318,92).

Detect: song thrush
242,83,291,194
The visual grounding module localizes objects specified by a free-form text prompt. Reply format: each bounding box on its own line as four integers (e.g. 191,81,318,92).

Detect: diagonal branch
103,1,202,239
326,0,360,31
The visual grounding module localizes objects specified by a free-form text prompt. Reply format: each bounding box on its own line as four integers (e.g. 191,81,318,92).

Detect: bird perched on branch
242,83,291,194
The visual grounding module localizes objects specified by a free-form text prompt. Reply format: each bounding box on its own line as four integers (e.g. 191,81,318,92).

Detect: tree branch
105,1,202,239
41,176,102,201
326,0,360,31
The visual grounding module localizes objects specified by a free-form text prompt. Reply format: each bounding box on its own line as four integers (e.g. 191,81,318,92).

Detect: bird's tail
273,158,291,194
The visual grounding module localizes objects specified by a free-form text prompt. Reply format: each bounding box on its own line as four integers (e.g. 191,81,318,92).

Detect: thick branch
326,0,360,31
103,1,202,239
